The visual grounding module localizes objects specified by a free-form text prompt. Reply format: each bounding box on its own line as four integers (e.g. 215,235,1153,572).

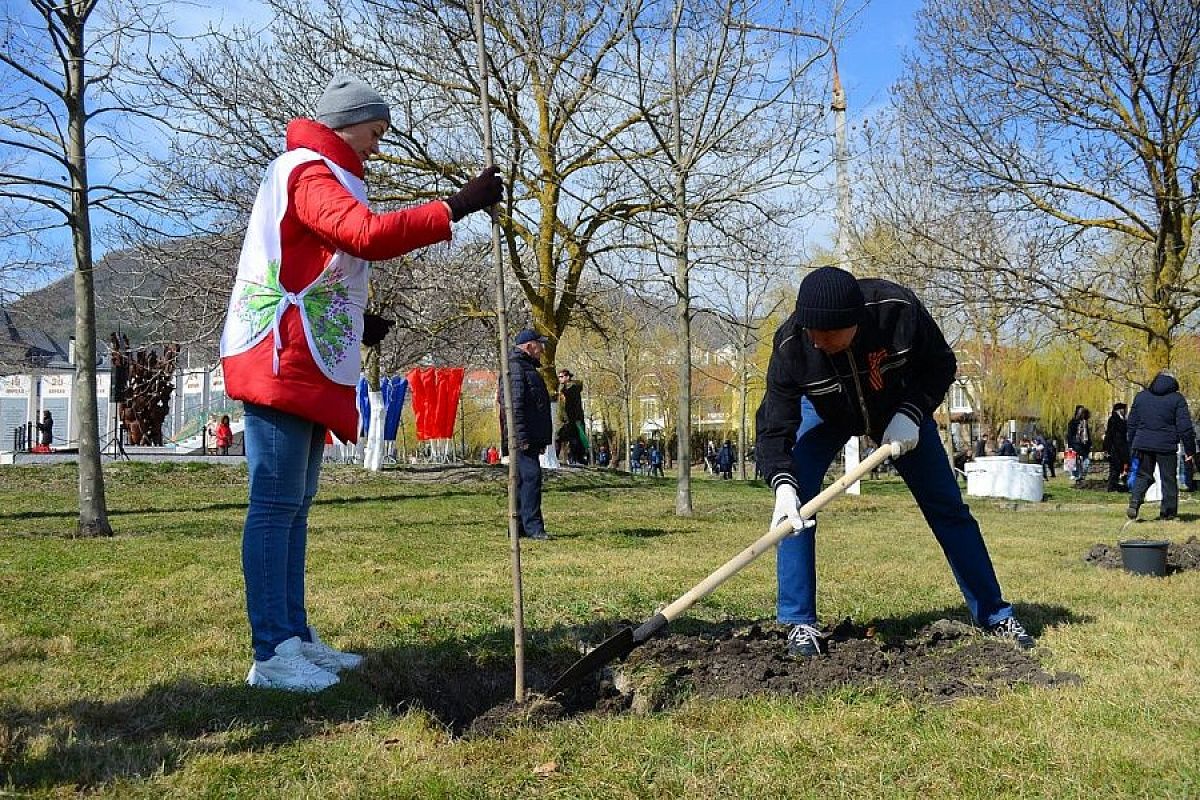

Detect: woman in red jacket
221,75,502,692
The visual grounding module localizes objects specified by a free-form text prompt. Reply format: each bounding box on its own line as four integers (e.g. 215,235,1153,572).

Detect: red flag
406,367,437,440
431,367,465,439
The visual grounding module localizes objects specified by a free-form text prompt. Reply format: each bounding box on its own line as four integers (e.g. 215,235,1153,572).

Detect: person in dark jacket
1126,371,1196,521
1038,435,1056,478
556,368,587,465
997,436,1016,456
756,266,1032,658
973,433,989,458
1066,406,1092,484
500,329,553,539
717,440,736,479
1102,402,1130,492
36,410,53,447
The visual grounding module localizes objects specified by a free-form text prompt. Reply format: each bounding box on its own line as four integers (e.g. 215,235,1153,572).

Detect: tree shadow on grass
610,527,671,538
0,474,640,524
0,619,620,792
0,488,499,523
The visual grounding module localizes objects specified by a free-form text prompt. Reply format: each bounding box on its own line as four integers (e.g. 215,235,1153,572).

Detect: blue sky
837,0,922,118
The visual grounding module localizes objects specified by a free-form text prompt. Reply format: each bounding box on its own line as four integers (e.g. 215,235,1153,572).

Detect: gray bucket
1119,539,1170,577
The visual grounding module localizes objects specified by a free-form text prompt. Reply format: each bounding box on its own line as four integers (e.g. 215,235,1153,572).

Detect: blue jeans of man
516,448,546,535
776,398,1013,628
242,402,325,661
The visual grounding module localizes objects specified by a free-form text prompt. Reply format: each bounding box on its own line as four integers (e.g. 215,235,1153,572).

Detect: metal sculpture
109,333,179,446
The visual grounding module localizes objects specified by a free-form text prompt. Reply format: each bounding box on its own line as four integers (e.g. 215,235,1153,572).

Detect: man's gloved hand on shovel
771,483,815,534
881,412,920,456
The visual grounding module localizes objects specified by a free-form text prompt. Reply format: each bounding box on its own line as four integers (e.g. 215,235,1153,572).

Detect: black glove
446,166,504,221
361,313,394,347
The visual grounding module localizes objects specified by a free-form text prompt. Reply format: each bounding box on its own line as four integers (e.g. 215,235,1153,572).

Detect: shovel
545,442,901,696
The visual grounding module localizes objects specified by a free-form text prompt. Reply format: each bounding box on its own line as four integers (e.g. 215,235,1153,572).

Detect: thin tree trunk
66,10,111,537
670,3,692,515
738,269,750,480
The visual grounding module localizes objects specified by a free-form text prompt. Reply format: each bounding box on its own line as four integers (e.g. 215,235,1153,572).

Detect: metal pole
472,0,526,703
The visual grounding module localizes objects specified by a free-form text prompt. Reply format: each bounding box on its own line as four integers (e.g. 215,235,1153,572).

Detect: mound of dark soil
616,618,1076,708
1085,536,1200,573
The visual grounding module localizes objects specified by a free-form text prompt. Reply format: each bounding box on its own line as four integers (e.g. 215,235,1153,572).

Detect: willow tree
894,0,1200,373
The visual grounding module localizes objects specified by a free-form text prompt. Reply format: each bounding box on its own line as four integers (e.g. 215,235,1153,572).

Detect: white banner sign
1,375,31,398
210,363,225,393
41,374,71,398
183,371,205,394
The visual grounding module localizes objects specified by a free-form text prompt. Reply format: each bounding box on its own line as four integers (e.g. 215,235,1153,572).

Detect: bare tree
894,0,1200,373
601,0,831,513
0,1,178,535
701,229,792,478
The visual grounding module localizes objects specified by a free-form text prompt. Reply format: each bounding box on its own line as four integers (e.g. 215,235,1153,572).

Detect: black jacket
755,279,957,490
559,380,584,423
1066,416,1091,454
1102,411,1129,460
1127,373,1196,456
500,348,552,451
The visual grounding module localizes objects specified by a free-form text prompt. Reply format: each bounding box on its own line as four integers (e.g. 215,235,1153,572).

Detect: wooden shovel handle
657,442,901,624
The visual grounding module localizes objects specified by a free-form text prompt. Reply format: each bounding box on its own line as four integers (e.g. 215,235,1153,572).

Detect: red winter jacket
222,119,452,441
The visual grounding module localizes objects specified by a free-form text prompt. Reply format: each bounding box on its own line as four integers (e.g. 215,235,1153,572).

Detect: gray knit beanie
314,74,390,130
794,266,865,330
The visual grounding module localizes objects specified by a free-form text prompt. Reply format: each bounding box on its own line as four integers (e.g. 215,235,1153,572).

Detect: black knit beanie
794,266,864,330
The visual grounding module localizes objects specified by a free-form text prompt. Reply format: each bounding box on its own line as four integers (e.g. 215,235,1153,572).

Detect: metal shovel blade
545,627,634,697
545,612,670,697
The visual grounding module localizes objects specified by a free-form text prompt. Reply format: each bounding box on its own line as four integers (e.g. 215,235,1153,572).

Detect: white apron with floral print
220,148,367,386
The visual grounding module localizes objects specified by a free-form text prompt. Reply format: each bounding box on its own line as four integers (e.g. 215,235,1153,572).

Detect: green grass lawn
1,462,1199,798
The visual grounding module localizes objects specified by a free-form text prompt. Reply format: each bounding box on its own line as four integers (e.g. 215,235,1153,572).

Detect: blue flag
357,377,370,436
384,376,408,440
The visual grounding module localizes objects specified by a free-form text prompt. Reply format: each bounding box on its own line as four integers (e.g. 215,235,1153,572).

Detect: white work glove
771,483,814,534
881,412,920,456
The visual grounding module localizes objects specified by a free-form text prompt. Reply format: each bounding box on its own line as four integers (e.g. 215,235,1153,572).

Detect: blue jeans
776,398,1013,628
1072,450,1090,481
516,448,546,534
242,403,326,661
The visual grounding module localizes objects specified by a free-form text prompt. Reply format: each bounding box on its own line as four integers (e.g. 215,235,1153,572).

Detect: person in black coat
556,368,587,465
36,410,53,447
756,266,1033,656
1126,371,1195,521
499,329,553,539
1102,402,1129,492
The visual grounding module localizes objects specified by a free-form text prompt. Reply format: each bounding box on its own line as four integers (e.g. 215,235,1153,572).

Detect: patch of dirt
1085,536,1200,573
616,618,1077,708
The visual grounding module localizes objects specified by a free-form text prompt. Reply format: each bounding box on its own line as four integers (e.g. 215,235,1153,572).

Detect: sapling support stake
471,0,526,703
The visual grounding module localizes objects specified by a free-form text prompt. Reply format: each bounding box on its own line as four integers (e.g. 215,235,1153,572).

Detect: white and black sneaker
246,636,340,692
786,623,826,657
987,616,1035,650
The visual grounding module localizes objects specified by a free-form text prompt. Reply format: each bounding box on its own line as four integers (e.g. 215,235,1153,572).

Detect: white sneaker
300,626,365,673
246,636,340,692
